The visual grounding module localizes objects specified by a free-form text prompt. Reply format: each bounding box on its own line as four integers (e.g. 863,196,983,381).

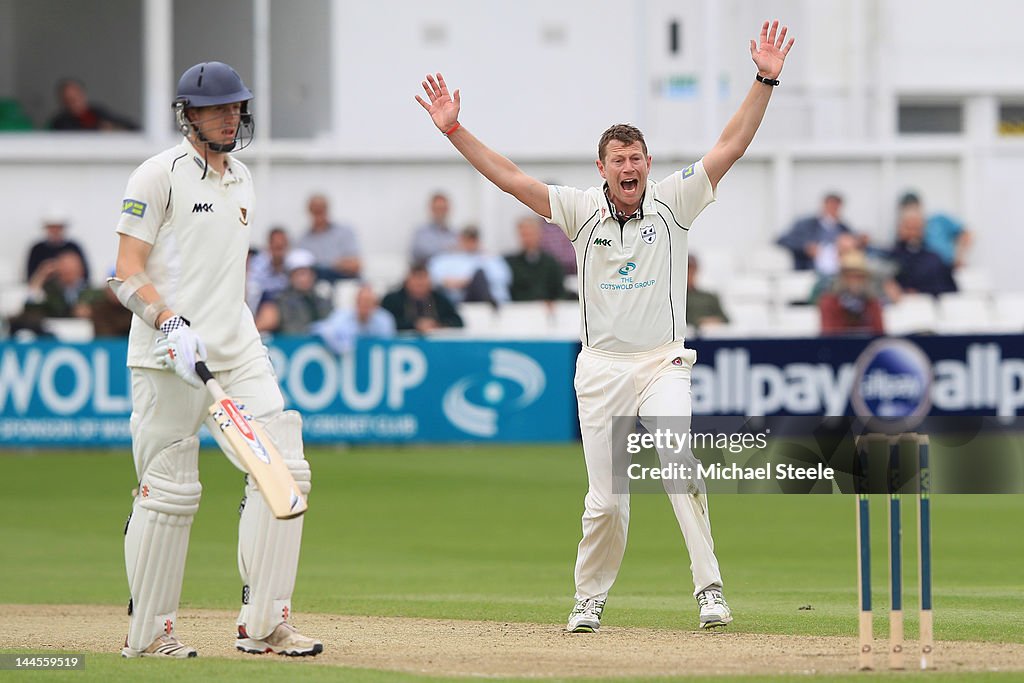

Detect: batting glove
154,315,208,389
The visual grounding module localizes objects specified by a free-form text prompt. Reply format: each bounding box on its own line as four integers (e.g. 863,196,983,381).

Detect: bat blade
210,399,308,520
195,361,307,520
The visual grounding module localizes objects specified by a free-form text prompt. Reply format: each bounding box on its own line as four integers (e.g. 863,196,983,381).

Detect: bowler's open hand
416,73,460,133
750,20,794,79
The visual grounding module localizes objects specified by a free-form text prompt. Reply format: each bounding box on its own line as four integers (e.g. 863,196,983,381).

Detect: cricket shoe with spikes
121,633,197,658
697,587,733,629
236,622,324,656
567,597,606,633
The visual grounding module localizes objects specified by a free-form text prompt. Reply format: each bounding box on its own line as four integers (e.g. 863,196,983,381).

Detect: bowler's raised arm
416,73,551,219
702,20,795,190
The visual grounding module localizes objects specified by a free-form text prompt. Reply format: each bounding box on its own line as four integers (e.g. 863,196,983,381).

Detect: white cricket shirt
116,138,264,371
548,159,716,353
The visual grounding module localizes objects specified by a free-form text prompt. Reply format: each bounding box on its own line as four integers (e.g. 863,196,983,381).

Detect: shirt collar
179,137,241,185
602,182,648,222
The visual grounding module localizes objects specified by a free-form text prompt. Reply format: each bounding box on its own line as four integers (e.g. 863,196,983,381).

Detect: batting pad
124,436,202,651
237,411,310,639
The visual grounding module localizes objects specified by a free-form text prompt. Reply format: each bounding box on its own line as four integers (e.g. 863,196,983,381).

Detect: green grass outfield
1,444,1023,682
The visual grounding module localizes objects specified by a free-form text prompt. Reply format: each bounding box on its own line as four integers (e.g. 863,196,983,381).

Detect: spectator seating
954,267,994,295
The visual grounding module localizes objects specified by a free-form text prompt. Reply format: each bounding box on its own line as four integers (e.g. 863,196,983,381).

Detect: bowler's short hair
598,124,648,162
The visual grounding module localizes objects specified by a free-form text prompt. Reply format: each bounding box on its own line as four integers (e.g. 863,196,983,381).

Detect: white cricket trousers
124,354,287,648
129,355,283,477
573,341,722,600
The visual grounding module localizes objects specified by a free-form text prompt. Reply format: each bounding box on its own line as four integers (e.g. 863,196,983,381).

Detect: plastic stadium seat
774,271,818,305
934,293,993,333
937,293,991,322
363,254,409,292
883,296,937,336
747,245,793,275
333,279,361,309
42,317,94,342
953,267,995,295
697,323,755,339
495,302,552,338
991,292,1024,332
550,301,581,340
459,302,500,336
723,300,774,336
0,283,27,317
693,247,736,286
722,274,773,303
775,305,822,337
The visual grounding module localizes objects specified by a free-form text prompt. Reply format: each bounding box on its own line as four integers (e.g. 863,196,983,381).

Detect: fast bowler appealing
108,61,321,658
417,21,794,631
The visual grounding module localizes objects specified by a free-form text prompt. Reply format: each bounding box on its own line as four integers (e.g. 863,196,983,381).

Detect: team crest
641,223,656,244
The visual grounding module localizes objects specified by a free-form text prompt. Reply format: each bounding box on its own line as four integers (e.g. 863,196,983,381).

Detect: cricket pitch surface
3,604,1024,677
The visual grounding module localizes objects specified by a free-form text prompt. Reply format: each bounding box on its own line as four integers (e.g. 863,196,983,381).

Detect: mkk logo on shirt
193,203,214,213
593,238,612,247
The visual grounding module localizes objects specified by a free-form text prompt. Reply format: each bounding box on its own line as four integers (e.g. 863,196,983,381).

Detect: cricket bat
195,361,308,519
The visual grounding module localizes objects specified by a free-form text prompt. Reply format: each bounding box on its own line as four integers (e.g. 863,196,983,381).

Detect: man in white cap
25,208,90,283
254,249,333,334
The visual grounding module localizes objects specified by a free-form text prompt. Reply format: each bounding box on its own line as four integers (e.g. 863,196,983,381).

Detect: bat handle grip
195,361,215,385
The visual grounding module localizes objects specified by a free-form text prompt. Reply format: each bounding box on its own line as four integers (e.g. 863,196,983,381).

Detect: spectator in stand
898,192,971,269
75,268,133,337
26,209,90,283
685,254,729,330
506,216,566,302
86,284,134,337
819,250,884,336
410,191,458,264
248,227,291,309
537,215,577,277
891,204,957,297
9,250,91,335
777,192,868,274
808,232,901,304
296,194,361,281
312,284,396,354
48,78,138,131
429,226,512,304
254,249,333,334
382,263,463,333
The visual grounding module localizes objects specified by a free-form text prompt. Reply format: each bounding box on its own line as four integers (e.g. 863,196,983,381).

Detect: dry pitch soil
3,604,1024,677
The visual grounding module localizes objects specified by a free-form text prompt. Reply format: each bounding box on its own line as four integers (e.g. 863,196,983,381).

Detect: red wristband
443,122,461,137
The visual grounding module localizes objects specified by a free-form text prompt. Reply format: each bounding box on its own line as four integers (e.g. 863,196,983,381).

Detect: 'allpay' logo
442,349,546,437
851,338,932,431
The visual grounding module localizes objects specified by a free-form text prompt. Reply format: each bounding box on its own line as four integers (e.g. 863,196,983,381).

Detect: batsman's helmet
173,61,254,152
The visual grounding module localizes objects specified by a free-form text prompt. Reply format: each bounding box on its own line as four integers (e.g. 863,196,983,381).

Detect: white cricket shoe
121,633,197,658
697,587,733,629
567,598,606,633
236,622,324,657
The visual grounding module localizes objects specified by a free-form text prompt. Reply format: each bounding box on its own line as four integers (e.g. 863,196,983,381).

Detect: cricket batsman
110,61,322,657
416,20,794,631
